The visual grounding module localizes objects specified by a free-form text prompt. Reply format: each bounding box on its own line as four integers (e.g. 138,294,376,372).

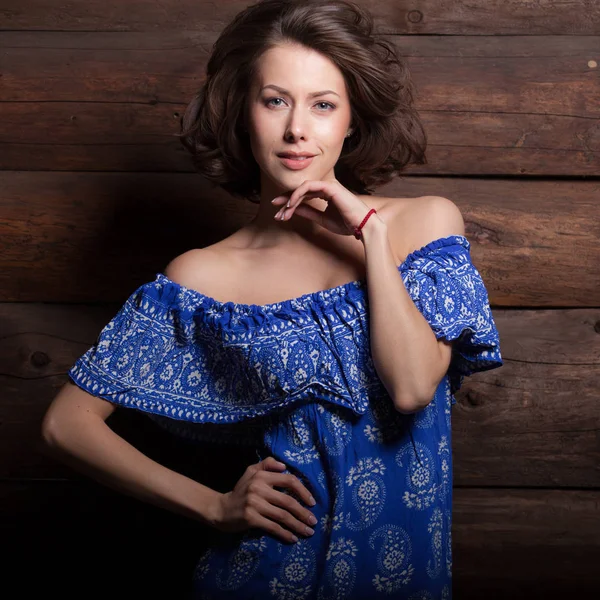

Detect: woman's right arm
41,380,223,528
42,381,319,544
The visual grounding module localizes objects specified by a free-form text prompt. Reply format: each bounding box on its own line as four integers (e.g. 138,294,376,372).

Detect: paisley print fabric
68,234,503,598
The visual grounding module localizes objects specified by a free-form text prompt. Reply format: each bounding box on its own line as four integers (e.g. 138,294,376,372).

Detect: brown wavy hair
176,0,427,204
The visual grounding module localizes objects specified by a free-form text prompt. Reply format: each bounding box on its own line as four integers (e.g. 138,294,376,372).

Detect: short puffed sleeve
399,235,503,396
67,275,273,445
67,276,216,419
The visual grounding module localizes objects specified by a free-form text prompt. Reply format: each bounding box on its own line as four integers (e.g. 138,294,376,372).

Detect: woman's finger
250,512,302,544
262,486,318,526
254,496,315,539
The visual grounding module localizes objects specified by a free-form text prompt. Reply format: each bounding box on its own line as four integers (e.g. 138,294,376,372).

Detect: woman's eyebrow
261,84,340,98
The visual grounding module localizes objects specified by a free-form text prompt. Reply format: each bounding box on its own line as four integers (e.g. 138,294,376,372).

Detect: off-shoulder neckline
154,234,470,314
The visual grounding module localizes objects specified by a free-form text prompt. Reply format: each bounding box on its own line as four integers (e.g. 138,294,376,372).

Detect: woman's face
246,42,353,199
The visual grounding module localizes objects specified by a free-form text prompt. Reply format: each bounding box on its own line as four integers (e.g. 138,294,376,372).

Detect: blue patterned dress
68,234,503,599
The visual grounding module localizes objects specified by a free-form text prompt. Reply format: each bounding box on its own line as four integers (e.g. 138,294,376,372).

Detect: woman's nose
285,111,309,140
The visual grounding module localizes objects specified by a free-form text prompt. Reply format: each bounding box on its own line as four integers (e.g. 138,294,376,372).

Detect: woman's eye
316,101,335,111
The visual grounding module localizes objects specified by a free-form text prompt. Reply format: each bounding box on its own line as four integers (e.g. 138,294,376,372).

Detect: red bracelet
353,208,377,240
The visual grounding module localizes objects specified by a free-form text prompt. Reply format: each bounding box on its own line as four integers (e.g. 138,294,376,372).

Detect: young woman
42,1,503,597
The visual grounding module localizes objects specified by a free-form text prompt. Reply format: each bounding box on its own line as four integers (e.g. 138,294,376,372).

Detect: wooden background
1,0,599,597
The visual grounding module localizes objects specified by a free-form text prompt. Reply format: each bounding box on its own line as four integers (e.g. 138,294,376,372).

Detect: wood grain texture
1,172,598,305
451,487,600,598
1,32,598,175
1,0,599,34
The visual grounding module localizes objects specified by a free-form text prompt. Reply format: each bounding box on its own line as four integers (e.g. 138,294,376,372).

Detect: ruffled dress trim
67,234,503,431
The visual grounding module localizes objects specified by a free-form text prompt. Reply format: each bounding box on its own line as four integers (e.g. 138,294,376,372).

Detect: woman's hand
271,178,380,237
213,456,318,544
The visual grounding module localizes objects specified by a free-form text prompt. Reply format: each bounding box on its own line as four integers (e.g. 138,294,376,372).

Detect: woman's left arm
360,196,465,414
273,184,465,415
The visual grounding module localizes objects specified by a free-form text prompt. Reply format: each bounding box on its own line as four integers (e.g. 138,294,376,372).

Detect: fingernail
305,526,314,535
291,535,299,543
309,496,316,506
271,197,279,204
286,199,291,208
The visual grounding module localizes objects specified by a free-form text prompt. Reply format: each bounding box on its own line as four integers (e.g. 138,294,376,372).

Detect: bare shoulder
384,195,466,258
163,246,228,293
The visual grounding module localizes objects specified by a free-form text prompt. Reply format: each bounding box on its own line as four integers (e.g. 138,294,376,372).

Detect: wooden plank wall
1,1,599,597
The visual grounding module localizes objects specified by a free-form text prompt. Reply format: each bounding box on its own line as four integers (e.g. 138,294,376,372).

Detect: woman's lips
278,155,315,170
